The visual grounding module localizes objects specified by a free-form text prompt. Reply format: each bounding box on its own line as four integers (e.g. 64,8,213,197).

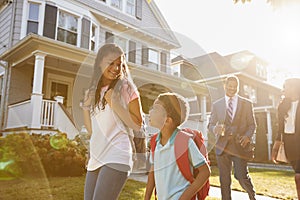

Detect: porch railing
40,99,55,127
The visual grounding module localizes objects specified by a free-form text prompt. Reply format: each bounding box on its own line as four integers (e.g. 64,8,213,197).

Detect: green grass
0,167,297,200
209,166,297,200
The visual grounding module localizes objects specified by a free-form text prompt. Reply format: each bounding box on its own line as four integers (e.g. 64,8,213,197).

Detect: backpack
150,128,210,200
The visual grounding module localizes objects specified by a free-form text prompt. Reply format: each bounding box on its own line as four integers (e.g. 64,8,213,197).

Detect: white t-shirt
87,81,138,171
285,100,299,134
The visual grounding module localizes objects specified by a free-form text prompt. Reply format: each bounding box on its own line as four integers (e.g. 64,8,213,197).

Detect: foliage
0,132,87,178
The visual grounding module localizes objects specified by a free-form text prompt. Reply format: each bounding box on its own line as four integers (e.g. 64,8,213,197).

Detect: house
172,50,282,161
0,0,209,138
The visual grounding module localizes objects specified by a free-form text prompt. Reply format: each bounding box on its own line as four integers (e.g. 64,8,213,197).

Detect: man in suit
208,75,257,200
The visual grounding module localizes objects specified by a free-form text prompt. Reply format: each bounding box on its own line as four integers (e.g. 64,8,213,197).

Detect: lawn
0,167,297,200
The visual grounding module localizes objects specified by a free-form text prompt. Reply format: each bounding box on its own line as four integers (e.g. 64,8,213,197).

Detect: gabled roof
188,52,233,79
77,0,180,49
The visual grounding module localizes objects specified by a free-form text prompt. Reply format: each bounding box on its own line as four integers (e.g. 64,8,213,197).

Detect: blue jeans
216,153,256,200
84,164,129,200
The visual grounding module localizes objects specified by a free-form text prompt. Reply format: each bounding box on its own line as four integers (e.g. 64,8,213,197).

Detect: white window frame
243,84,257,104
126,0,135,16
148,49,159,70
21,1,45,39
56,9,79,46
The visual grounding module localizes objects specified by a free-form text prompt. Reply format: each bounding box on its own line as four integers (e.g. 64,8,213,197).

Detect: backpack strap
150,133,158,160
174,131,194,183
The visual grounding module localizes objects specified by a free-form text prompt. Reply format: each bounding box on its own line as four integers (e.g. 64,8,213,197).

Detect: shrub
0,132,87,178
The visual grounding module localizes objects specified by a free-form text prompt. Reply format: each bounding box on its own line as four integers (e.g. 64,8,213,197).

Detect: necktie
227,98,233,122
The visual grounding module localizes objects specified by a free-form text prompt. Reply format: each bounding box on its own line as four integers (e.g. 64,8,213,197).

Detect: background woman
272,78,300,199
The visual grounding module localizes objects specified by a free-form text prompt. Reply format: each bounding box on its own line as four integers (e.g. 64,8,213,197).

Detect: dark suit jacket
208,95,257,156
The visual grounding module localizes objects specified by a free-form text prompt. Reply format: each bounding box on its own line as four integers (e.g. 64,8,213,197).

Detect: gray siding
74,0,178,46
0,3,13,55
11,0,24,46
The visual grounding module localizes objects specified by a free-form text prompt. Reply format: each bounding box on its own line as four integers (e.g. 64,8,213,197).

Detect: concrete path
129,173,278,200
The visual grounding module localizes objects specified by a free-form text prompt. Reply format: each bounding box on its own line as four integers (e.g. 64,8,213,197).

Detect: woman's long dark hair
89,43,132,112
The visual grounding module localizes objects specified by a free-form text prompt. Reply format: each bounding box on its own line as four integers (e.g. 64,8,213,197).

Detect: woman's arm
105,89,143,131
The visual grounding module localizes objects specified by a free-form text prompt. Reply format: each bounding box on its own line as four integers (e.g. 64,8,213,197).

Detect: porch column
200,95,207,141
30,52,46,129
266,110,273,160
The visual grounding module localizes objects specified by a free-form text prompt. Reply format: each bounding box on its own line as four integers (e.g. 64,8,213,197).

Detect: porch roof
0,34,95,68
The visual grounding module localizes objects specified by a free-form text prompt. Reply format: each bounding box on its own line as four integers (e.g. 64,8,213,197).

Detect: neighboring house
172,50,282,161
0,0,209,138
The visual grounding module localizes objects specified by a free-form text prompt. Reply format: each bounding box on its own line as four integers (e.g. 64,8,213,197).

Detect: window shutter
135,0,142,20
81,18,91,49
105,32,114,43
160,52,167,72
128,40,136,63
43,4,57,39
142,46,148,65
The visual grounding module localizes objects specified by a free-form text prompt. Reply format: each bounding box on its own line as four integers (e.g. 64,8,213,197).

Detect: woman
272,78,300,199
81,43,143,200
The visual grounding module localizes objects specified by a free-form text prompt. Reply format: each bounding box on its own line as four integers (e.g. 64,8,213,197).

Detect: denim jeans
84,164,129,200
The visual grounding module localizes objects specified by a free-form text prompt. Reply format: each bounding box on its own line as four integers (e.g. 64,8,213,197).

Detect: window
148,49,159,70
126,0,135,15
172,65,180,77
57,11,78,45
111,0,122,10
27,3,39,34
256,63,267,79
243,84,257,103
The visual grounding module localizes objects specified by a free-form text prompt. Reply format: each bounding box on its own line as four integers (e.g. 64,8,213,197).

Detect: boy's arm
179,163,211,200
144,165,155,200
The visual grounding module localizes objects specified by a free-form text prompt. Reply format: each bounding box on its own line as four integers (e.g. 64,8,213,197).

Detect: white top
150,129,207,200
87,82,138,171
285,100,299,134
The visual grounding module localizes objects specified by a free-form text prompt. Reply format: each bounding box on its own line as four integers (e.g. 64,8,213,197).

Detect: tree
234,0,300,8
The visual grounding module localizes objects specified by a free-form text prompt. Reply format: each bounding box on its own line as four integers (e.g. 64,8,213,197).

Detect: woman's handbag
276,142,288,163
276,134,288,163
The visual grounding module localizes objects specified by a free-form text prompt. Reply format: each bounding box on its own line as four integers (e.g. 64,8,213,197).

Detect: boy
144,92,210,200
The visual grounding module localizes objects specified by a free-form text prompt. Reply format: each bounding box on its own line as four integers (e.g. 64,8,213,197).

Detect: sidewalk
129,173,278,200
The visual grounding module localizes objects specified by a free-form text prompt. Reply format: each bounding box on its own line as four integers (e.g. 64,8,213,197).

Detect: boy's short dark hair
157,92,189,126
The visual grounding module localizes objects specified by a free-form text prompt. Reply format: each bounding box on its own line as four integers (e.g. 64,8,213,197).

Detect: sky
154,0,300,87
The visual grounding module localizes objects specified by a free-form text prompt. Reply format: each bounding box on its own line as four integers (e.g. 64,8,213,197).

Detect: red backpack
150,128,210,200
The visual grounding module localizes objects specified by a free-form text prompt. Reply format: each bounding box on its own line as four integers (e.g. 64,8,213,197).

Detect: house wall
8,64,33,104
0,2,13,54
